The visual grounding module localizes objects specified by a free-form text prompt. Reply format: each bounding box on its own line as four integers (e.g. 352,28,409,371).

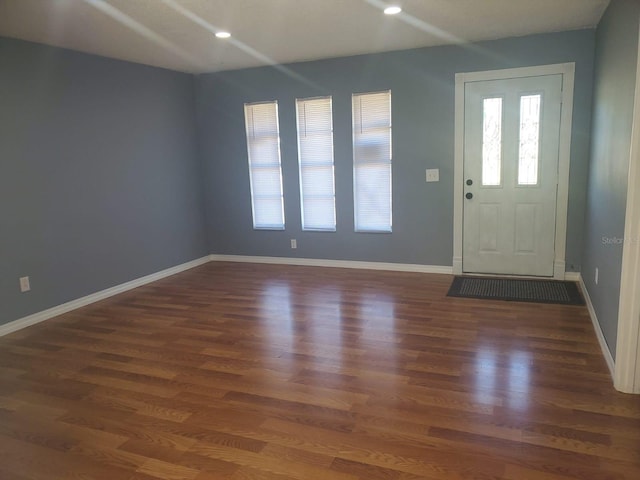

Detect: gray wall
582,0,640,357
0,28,601,328
196,30,595,269
0,37,207,326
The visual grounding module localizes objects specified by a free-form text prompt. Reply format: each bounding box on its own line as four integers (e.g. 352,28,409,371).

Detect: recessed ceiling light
215,31,231,39
384,6,402,15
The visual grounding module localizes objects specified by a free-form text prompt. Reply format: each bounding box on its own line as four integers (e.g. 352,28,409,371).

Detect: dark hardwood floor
0,262,639,479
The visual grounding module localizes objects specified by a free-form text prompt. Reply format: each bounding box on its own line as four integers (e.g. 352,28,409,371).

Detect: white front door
463,75,563,277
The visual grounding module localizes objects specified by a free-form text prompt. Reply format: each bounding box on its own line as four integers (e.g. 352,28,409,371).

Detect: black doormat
447,276,585,305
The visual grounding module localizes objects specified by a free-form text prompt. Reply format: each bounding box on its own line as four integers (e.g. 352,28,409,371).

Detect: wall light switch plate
426,168,440,182
19,276,30,292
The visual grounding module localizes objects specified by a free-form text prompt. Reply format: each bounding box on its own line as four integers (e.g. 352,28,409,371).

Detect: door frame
615,26,640,394
453,63,576,279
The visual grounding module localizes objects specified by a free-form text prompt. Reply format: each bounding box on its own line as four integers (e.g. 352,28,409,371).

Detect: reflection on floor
0,261,638,480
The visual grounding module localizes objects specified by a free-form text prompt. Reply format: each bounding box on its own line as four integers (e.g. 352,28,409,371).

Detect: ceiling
0,0,611,74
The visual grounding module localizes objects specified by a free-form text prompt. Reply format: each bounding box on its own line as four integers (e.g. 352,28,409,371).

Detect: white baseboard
0,256,211,338
452,256,463,275
208,254,454,275
576,273,615,377
554,260,567,280
564,272,581,281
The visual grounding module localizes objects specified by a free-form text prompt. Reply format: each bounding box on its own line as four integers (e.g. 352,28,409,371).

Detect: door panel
478,203,500,252
463,75,562,276
514,203,537,253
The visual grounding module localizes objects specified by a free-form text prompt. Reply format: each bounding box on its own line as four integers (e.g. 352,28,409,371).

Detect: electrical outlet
595,267,599,285
426,168,440,182
19,276,30,292
290,239,297,249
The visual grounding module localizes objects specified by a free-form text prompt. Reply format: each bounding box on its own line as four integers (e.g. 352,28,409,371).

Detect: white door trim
614,28,640,394
453,63,576,279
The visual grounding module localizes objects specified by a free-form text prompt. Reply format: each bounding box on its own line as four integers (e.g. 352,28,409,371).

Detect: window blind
296,96,336,231
352,91,392,232
244,101,285,230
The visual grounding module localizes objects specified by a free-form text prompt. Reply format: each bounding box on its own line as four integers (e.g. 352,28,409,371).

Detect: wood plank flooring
0,262,639,479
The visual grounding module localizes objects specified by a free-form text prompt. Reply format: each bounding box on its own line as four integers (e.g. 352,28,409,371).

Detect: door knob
466,179,473,186
465,192,473,199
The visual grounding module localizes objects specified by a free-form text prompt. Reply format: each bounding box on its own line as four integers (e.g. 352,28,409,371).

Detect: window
352,91,392,232
518,94,542,186
296,96,336,231
482,97,503,186
244,101,285,229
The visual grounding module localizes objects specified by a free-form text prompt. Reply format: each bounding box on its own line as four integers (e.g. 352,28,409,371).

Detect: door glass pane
518,94,541,185
482,97,502,186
